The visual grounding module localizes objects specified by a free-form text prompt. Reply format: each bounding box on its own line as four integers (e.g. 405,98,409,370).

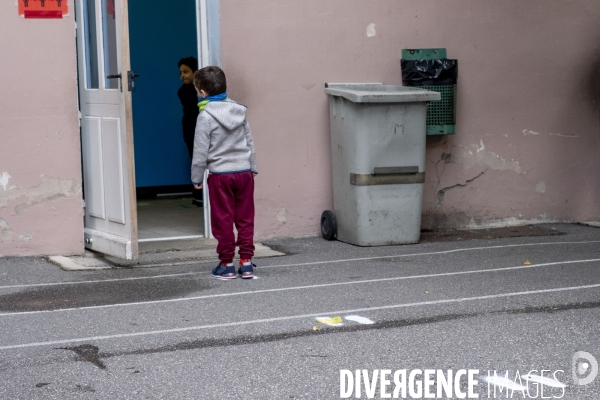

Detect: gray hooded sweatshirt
191,99,257,184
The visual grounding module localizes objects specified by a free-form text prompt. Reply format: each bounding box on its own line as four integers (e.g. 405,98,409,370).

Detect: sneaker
212,263,237,279
238,259,255,279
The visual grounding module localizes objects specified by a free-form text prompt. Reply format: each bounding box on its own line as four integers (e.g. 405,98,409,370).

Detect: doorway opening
129,0,207,243
76,0,215,259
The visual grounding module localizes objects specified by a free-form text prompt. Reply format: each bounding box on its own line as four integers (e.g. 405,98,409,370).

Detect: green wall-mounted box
401,48,457,135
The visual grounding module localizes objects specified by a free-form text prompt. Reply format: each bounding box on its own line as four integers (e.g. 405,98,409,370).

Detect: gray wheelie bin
322,83,440,246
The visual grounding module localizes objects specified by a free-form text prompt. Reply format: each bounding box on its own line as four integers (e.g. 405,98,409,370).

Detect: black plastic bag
401,59,458,86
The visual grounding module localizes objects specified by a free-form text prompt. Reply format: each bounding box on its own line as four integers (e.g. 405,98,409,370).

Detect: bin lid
324,83,441,103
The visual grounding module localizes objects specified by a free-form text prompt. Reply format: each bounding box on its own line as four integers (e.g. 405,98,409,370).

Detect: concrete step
49,240,284,271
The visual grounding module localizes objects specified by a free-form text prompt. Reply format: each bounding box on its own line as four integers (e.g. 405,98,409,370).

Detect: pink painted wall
0,0,83,256
1,0,598,256
221,0,600,238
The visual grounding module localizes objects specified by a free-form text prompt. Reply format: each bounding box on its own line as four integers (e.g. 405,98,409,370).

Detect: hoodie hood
203,100,247,131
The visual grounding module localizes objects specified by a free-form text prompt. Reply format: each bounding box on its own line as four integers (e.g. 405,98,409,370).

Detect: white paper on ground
344,315,375,325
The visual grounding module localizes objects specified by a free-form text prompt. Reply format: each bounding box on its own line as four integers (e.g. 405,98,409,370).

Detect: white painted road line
1,258,598,317
1,239,599,290
257,240,600,270
1,282,600,351
0,272,201,290
137,240,600,270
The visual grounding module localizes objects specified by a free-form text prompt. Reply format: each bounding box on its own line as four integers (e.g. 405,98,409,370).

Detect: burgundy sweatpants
207,171,255,264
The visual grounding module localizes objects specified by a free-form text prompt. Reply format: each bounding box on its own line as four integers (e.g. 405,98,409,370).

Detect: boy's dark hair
193,66,227,96
178,56,198,72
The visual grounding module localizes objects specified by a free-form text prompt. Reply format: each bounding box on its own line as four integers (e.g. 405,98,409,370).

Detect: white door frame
196,0,220,239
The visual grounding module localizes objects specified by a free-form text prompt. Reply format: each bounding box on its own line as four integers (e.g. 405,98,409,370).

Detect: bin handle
373,166,419,175
350,172,425,186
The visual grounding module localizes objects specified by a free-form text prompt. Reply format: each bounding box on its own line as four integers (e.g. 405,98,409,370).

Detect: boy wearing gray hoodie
191,66,258,280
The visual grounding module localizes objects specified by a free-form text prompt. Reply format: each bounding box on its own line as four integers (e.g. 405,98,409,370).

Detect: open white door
76,0,138,260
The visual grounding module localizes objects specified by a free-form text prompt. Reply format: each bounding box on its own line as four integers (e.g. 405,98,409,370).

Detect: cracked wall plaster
437,171,485,204
366,23,376,37
0,175,81,215
549,133,580,138
523,129,580,138
467,215,555,229
0,218,14,241
450,145,523,174
536,181,546,193
18,233,33,242
476,140,485,153
277,207,287,223
0,172,10,191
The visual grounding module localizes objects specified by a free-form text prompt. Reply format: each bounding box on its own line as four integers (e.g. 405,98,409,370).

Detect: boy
191,66,258,279
177,56,202,207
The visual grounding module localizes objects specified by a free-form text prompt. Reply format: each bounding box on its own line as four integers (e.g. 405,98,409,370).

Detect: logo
339,352,597,399
339,369,480,399
572,351,598,386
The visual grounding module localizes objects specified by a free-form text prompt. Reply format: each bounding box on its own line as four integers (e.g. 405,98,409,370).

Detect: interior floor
137,196,204,240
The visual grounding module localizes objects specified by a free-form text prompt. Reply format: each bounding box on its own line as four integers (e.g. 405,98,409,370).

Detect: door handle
107,73,122,91
127,71,140,92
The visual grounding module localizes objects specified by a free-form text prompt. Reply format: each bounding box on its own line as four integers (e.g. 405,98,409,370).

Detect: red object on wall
19,0,68,19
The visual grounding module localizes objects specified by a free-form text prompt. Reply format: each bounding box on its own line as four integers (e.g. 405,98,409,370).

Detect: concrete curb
48,255,114,271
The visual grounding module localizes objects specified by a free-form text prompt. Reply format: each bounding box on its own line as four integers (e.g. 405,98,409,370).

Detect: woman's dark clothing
177,83,203,205
178,83,200,157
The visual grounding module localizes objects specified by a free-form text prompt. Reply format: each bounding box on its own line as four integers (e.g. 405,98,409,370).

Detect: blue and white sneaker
238,259,255,279
212,263,237,280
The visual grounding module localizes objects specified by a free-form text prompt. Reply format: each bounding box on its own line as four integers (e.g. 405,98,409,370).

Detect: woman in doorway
178,56,202,206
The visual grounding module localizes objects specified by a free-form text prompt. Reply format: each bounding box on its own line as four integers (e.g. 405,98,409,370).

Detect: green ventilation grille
418,84,456,135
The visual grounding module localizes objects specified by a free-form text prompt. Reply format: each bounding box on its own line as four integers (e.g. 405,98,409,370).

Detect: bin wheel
321,210,337,241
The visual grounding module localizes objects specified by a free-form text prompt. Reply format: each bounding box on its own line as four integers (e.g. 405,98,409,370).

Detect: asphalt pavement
0,223,599,399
